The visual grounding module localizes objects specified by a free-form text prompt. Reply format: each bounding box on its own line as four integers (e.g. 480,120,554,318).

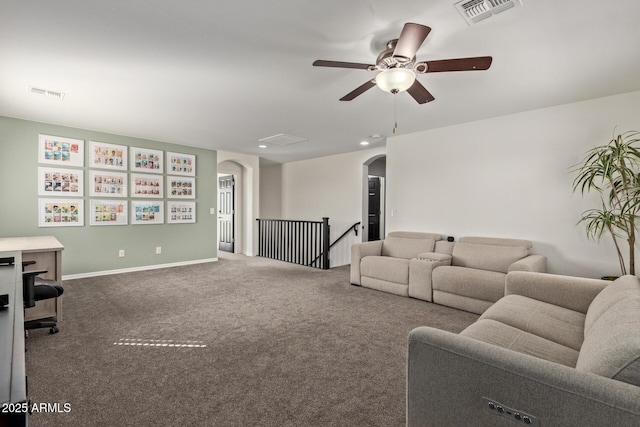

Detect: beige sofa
425,236,547,314
407,272,640,426
350,231,443,297
351,234,546,314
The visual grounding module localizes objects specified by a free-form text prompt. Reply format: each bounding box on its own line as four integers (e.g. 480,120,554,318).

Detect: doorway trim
362,154,387,242
217,174,236,253
217,161,244,254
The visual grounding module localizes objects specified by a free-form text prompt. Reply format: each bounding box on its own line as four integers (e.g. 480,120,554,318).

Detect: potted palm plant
572,130,640,276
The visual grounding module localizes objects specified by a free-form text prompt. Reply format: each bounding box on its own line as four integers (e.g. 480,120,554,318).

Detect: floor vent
258,133,308,146
455,0,522,25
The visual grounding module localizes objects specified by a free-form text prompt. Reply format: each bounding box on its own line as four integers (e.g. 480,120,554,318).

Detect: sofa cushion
381,232,439,259
432,291,494,315
361,256,410,285
584,275,640,334
452,237,531,273
361,276,409,297
432,266,505,303
576,276,640,386
480,295,585,351
460,319,579,367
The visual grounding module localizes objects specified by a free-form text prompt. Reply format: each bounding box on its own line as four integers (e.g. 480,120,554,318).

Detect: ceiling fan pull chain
393,93,398,134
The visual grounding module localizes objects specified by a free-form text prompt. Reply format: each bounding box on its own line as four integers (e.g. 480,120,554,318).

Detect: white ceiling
1,0,640,164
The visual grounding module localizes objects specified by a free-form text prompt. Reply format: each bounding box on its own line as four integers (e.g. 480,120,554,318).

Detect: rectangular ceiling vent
258,133,308,146
29,86,65,100
455,0,522,26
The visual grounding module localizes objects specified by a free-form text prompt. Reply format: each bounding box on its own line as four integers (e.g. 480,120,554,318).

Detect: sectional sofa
407,271,640,426
350,232,547,314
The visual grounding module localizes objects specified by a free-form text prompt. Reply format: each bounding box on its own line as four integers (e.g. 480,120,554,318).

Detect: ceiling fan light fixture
375,68,416,93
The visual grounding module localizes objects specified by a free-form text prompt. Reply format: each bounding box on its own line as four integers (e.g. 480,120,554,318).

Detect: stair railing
308,221,361,268
256,218,361,269
256,217,330,269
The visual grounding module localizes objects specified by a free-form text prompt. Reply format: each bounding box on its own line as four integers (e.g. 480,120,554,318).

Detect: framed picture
131,201,164,224
167,152,195,176
89,170,128,197
90,199,128,226
89,141,127,170
167,201,196,224
130,147,163,174
167,176,195,199
38,198,84,227
131,173,163,198
38,167,84,197
38,134,84,167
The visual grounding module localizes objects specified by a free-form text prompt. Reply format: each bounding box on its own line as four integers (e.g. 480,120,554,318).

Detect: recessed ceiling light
258,144,267,148
360,141,370,146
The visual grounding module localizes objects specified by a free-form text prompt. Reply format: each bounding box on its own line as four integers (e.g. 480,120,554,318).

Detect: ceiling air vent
258,133,308,146
29,86,65,100
454,0,522,26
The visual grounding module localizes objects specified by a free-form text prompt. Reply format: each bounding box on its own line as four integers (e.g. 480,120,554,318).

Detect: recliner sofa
407,271,640,426
424,236,547,314
350,231,443,297
351,233,546,314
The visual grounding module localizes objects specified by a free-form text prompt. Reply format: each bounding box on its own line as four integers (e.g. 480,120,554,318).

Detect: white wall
259,163,282,219
281,146,386,266
217,151,260,256
386,90,640,278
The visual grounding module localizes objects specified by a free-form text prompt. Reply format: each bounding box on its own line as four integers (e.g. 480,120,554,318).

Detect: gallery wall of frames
37,134,197,227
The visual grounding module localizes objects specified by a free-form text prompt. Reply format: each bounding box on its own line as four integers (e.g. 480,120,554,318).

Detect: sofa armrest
505,271,608,313
415,252,452,262
350,240,383,285
408,253,452,302
508,254,547,273
407,327,640,427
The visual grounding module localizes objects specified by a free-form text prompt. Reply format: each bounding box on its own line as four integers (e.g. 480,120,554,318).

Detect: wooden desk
0,251,28,426
0,236,64,322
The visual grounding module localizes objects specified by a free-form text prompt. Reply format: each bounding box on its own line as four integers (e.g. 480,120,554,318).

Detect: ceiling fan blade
340,80,377,101
406,80,435,104
393,23,431,61
423,56,493,73
313,60,374,70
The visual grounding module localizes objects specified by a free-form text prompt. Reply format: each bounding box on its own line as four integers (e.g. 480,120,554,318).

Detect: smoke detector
455,0,523,26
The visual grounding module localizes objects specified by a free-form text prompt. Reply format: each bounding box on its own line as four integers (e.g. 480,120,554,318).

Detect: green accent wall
0,116,217,275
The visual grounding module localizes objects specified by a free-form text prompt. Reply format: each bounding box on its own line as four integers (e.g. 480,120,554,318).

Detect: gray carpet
24,253,478,427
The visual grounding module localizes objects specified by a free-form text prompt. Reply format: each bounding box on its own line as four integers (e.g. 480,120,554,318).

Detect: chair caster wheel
50,326,59,334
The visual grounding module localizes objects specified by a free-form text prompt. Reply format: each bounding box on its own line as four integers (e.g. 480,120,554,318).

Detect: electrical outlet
119,249,125,257
155,246,162,254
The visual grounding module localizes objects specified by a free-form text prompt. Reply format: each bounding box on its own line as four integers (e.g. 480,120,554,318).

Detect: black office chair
22,261,63,334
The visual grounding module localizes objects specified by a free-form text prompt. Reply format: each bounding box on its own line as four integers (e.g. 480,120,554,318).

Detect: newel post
322,217,330,270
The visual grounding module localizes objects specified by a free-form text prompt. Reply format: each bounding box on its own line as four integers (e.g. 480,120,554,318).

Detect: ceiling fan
313,23,492,104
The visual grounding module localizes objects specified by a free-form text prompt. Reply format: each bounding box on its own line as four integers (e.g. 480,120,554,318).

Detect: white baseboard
62,258,218,280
